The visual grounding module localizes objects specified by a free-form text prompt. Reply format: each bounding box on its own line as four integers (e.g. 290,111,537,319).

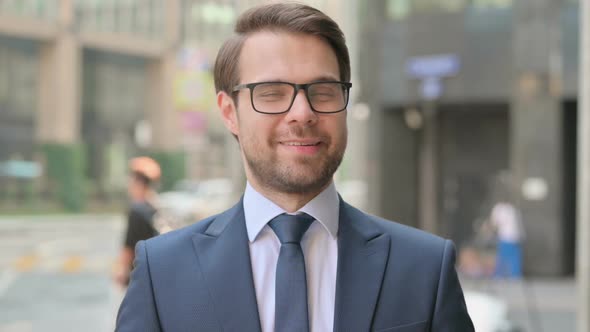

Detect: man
116,3,474,331
113,157,161,287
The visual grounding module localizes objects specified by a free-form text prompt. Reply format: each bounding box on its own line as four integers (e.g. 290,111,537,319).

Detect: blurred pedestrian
484,170,524,278
490,201,524,278
116,3,474,331
113,156,161,287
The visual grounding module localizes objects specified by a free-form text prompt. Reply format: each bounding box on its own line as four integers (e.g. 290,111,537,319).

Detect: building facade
0,0,358,211
359,0,579,276
0,0,210,210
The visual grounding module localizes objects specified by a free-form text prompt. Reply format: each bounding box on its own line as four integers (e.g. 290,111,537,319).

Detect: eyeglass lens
252,82,348,113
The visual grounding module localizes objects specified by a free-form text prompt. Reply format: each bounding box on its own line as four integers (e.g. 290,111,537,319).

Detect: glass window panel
153,0,164,39
10,52,36,117
412,0,469,13
0,49,7,104
387,0,410,20
386,0,513,19
471,0,512,9
139,0,148,35
35,0,46,19
0,0,53,19
103,0,115,32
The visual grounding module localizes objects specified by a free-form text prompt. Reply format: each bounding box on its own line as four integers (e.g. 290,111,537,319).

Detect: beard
242,128,346,196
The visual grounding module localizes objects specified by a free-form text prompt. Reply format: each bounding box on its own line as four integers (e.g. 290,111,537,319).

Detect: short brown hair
131,171,152,187
214,2,350,95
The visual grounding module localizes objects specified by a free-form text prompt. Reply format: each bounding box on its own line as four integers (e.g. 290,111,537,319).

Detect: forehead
238,31,340,83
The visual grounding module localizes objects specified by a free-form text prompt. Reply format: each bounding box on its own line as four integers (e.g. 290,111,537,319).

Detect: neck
132,190,154,203
247,177,331,213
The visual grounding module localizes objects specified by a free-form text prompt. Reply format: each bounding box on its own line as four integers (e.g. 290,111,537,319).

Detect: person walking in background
116,3,474,331
479,170,525,279
113,156,161,287
490,200,524,278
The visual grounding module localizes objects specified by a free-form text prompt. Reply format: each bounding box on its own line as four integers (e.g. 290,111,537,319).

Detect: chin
275,175,332,194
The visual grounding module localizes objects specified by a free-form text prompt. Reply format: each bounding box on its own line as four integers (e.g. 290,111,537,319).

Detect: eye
309,83,342,97
310,90,336,97
260,91,286,97
254,84,292,100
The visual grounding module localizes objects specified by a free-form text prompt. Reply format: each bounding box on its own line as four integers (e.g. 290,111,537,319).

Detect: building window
75,0,163,39
0,49,6,105
387,0,512,20
0,46,37,118
387,0,411,20
182,0,236,44
0,0,56,20
470,0,512,10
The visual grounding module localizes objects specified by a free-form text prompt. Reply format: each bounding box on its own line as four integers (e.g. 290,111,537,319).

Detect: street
0,215,578,332
0,215,124,332
462,278,576,331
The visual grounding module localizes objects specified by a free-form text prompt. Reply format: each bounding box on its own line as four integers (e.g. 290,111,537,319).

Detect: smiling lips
280,139,323,155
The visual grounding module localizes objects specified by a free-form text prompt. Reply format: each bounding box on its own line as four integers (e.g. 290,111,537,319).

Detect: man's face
219,31,347,195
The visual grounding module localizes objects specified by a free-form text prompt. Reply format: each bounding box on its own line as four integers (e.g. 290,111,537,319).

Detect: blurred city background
0,0,585,331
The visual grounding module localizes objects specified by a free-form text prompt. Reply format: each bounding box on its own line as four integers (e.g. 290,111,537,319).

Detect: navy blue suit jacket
116,199,474,331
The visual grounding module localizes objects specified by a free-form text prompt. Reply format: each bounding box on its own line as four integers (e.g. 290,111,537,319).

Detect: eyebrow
310,75,341,82
250,75,342,84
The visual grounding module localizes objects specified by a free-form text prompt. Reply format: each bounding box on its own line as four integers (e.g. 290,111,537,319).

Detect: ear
217,91,239,137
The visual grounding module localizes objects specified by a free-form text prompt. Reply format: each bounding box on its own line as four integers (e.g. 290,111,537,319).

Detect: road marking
62,255,83,273
0,270,18,297
13,254,38,272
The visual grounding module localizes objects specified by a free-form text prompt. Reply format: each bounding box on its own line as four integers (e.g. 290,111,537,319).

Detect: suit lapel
333,201,391,332
191,200,262,332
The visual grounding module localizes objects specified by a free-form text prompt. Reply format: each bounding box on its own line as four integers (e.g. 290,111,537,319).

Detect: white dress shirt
244,182,339,332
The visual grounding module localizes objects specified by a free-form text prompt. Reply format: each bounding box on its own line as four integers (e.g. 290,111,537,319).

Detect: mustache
275,126,329,141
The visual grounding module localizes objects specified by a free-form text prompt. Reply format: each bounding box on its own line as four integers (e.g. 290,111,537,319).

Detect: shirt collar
243,181,340,242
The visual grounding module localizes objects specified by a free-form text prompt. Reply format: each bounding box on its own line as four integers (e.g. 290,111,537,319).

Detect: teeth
284,142,317,146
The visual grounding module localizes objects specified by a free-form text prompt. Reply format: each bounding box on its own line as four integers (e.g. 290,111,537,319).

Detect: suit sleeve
431,240,475,331
115,240,162,332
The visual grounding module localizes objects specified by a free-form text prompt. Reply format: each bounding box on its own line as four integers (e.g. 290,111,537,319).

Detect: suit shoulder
375,215,445,243
144,214,216,251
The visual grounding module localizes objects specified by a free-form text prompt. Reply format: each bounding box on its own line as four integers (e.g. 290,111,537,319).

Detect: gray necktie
268,213,315,332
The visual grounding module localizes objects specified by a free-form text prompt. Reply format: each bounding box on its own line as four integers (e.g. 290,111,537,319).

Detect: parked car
157,178,234,227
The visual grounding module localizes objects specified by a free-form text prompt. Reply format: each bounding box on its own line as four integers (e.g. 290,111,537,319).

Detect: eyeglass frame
231,80,353,114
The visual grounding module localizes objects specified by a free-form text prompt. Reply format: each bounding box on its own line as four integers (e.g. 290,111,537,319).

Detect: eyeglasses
232,81,352,114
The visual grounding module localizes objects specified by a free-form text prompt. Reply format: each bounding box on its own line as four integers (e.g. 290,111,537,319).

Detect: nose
285,89,318,125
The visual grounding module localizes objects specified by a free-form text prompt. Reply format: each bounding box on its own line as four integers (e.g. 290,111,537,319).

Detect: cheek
240,116,277,144
323,116,348,144
337,116,348,135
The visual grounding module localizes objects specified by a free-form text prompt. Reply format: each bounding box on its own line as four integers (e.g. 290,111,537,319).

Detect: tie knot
268,213,315,244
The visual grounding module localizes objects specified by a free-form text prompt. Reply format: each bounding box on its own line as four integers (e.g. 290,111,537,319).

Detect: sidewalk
462,277,576,331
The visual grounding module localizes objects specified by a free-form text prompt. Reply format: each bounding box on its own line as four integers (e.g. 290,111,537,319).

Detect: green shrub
39,143,87,211
149,151,186,191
